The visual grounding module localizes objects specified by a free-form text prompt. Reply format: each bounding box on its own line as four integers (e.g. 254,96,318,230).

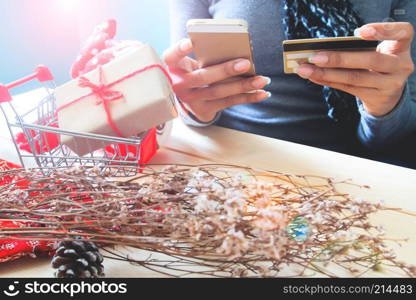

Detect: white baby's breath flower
298,202,313,214
350,205,360,214
217,228,249,260
375,225,386,235
263,235,282,260
193,194,219,214
254,208,286,231
306,212,325,225
352,197,365,204
332,230,355,241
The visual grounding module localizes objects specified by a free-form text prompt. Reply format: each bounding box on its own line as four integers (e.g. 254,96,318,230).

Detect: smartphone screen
187,19,256,76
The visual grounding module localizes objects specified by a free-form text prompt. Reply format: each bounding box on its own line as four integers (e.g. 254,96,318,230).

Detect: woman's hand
296,22,415,117
72,39,144,77
163,39,271,123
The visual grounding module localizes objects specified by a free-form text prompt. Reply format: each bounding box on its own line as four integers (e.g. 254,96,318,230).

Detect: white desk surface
0,89,415,277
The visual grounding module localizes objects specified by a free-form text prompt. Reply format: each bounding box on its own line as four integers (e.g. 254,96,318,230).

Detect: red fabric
0,221,56,263
0,159,56,262
0,159,21,186
0,145,161,263
104,128,158,165
139,128,158,164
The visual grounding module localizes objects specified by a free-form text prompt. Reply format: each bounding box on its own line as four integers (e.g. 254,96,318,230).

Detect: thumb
163,39,193,69
356,22,414,53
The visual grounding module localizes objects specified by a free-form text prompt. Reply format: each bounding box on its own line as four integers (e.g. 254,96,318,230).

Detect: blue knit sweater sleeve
357,0,416,148
168,0,211,44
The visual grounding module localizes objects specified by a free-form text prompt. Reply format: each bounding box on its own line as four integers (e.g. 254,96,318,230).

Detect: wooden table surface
0,89,415,277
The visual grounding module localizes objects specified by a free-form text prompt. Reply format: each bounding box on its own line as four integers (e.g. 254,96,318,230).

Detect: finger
356,22,414,52
177,56,199,73
104,39,121,48
163,39,193,67
308,77,377,99
80,46,119,75
308,50,399,73
184,76,271,102
296,64,383,89
184,59,252,88
108,41,144,57
93,19,117,39
71,31,111,78
105,39,143,49
208,90,270,112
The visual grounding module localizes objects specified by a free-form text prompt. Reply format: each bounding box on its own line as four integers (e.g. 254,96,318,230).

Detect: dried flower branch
0,164,414,278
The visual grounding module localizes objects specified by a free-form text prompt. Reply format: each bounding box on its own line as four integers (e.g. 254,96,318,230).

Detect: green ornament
287,217,310,242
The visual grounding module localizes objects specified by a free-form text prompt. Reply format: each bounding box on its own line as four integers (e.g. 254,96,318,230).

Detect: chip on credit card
283,36,379,74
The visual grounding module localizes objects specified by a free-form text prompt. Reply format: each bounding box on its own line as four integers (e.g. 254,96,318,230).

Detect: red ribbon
56,64,173,137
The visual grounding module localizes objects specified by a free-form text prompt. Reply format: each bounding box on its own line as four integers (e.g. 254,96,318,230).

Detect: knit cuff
357,83,413,148
175,97,220,127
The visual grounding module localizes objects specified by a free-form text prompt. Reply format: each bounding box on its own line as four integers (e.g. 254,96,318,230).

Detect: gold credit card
283,36,379,74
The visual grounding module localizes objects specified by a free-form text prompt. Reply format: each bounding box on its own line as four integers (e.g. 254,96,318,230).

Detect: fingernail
296,64,314,78
234,60,251,72
252,76,271,88
360,26,377,37
354,28,362,38
179,39,192,52
309,53,328,65
182,59,194,72
257,90,272,99
263,76,272,85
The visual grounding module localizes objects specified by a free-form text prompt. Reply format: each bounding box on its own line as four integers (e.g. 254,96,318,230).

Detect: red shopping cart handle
0,85,10,102
0,65,54,103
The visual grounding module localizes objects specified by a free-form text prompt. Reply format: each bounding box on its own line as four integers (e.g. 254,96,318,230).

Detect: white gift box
55,44,177,156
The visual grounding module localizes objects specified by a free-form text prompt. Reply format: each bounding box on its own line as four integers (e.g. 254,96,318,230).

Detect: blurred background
0,0,170,94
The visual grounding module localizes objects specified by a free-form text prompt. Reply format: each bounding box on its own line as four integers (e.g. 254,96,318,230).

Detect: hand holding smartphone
187,19,256,77
162,19,269,123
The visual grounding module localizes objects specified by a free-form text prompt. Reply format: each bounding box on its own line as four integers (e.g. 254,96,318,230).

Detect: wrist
363,88,405,117
180,102,218,124
364,102,398,117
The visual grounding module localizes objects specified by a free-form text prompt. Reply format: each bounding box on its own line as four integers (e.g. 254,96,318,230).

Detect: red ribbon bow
56,64,173,138
76,67,125,137
78,75,123,105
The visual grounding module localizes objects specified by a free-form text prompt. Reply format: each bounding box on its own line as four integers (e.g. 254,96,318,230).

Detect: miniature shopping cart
0,66,155,177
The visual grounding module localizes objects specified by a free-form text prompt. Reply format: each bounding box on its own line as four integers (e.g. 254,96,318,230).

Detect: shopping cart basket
0,66,156,177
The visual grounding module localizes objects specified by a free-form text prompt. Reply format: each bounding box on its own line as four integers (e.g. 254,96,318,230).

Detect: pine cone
52,240,104,278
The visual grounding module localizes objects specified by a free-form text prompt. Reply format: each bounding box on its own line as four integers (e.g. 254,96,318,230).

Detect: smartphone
187,19,256,76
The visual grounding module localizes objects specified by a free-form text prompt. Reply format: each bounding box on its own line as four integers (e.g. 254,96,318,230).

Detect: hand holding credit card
282,23,414,117
283,36,379,74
